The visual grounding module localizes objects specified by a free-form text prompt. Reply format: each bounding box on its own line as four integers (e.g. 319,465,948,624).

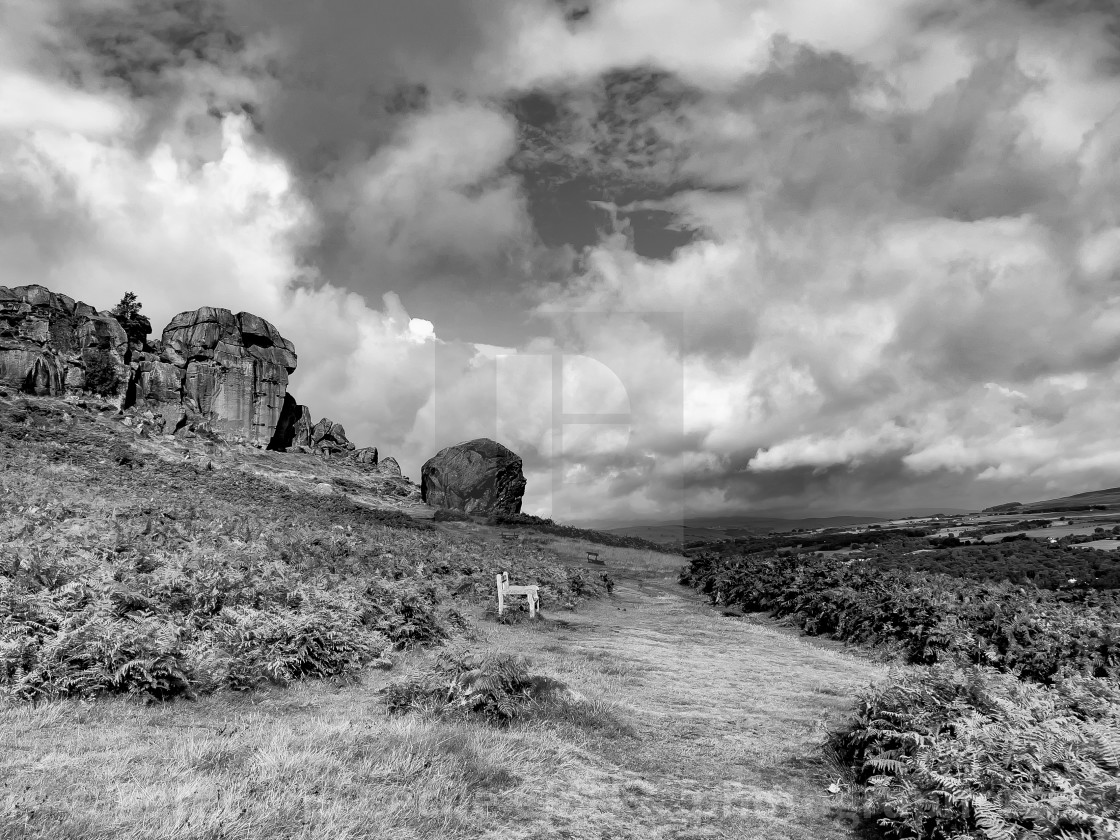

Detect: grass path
1,539,887,840
485,552,889,839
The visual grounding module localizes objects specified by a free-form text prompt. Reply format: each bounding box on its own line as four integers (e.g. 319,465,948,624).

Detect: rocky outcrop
310,418,354,454
269,393,314,450
141,307,298,447
268,398,366,460
375,456,401,476
354,447,378,465
0,284,393,462
421,439,526,515
0,285,129,400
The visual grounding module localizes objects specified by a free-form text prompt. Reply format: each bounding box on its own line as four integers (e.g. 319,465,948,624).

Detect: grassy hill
0,391,611,701
984,486,1120,514
0,390,898,839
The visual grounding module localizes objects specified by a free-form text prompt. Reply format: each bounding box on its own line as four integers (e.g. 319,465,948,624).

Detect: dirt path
482,548,890,840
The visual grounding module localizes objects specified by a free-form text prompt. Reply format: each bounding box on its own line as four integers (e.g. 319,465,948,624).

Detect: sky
4,0,1120,525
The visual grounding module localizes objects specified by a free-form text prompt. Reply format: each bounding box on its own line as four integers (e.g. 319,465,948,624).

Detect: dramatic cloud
4,0,1120,522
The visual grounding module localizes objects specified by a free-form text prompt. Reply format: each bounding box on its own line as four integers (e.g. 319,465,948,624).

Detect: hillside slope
985,486,1120,513
0,542,886,840
0,391,609,701
0,390,889,839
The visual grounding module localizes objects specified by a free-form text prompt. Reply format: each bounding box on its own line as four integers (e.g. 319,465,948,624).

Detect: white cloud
750,423,913,471
495,0,778,89
342,102,528,268
0,73,130,134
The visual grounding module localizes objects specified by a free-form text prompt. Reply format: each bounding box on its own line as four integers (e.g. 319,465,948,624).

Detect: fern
829,666,1120,839
383,650,567,725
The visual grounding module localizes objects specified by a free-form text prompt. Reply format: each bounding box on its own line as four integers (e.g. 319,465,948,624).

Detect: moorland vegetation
0,395,606,702
683,550,1120,838
699,528,1120,590
486,511,677,553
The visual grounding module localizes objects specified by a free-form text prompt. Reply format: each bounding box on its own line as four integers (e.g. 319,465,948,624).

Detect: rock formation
421,438,526,515
310,418,354,454
0,285,129,401
268,397,368,461
353,447,378,465
127,307,298,447
269,393,314,451
0,284,395,464
376,456,401,476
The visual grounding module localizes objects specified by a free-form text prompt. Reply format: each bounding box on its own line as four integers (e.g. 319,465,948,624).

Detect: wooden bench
500,532,518,541
587,551,604,565
495,572,539,617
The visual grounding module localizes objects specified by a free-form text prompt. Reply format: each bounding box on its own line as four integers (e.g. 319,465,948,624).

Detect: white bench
495,572,539,618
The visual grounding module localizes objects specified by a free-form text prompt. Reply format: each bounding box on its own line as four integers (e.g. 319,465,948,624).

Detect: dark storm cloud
221,0,501,178
64,0,244,97
700,459,1004,517
48,0,259,157
508,66,704,258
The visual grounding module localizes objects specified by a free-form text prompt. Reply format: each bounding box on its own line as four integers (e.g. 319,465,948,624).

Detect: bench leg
495,574,504,615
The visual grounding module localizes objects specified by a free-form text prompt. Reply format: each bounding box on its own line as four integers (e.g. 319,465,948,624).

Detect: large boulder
0,285,128,400
421,439,526,515
155,308,297,447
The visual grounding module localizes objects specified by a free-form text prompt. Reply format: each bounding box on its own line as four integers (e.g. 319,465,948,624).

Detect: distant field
608,515,892,546
1076,539,1120,551
537,536,688,582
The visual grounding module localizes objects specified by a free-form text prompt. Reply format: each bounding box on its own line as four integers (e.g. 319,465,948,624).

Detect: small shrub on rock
83,354,121,397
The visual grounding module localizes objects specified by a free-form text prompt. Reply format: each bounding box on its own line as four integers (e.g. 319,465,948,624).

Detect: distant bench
496,572,539,617
587,551,605,565
500,532,518,542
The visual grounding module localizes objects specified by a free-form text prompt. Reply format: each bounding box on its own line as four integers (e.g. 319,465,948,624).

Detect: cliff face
0,287,298,448
0,285,129,400
0,285,411,474
144,307,298,447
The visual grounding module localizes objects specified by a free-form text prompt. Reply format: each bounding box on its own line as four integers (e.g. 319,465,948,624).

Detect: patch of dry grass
0,689,588,839
1,582,888,840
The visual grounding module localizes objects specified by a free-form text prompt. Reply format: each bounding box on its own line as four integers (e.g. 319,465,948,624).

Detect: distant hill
607,515,891,546
683,514,888,531
984,487,1120,514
